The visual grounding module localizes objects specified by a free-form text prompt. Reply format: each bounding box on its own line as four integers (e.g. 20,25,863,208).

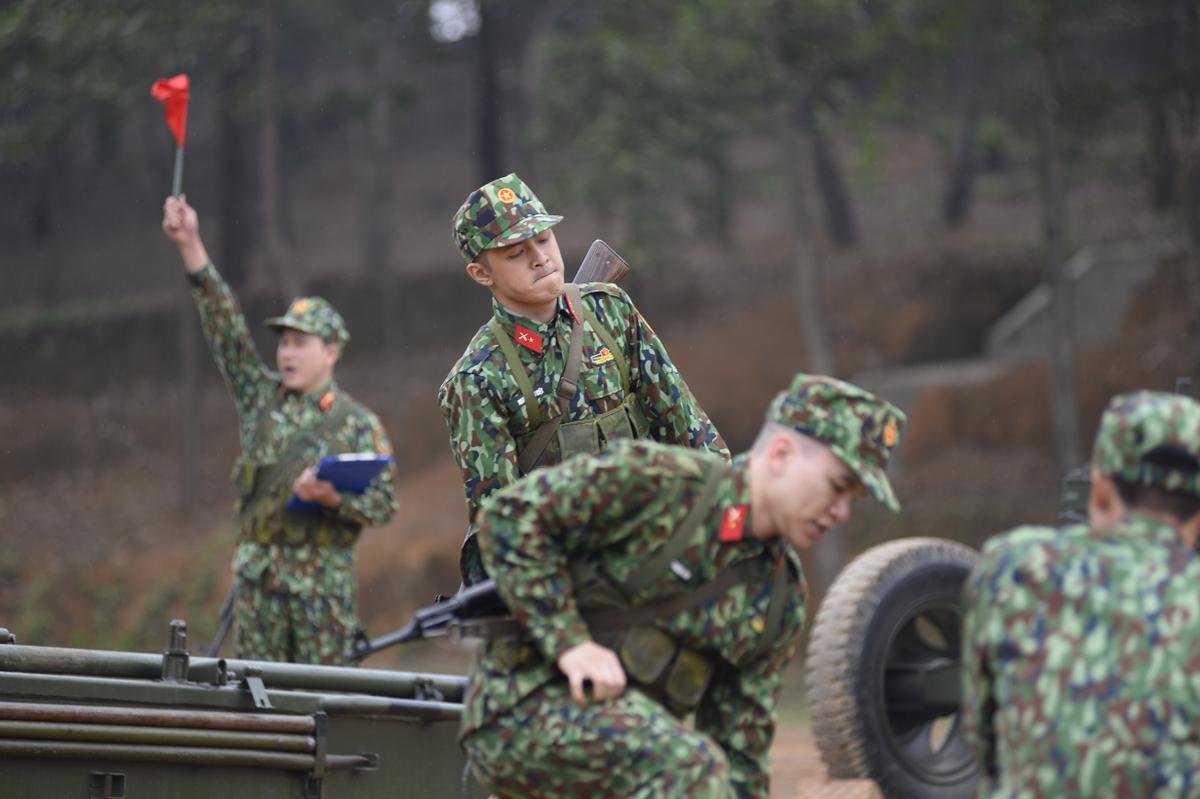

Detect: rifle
348,579,509,661
573,239,630,285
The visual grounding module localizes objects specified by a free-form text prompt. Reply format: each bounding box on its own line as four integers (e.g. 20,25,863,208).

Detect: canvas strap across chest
487,284,646,473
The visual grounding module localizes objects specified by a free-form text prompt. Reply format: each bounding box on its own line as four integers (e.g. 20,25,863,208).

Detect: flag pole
172,146,185,197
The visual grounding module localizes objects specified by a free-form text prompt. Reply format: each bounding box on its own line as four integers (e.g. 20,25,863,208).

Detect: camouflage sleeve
475,452,658,663
695,596,802,797
594,288,729,460
327,410,398,528
960,557,997,781
438,369,521,522
187,263,272,422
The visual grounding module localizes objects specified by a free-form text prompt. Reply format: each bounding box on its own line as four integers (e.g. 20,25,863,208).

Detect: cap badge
883,419,899,448
291,298,311,315
497,187,517,204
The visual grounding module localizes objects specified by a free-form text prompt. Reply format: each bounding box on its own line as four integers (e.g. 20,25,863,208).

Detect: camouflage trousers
462,683,731,798
233,572,359,666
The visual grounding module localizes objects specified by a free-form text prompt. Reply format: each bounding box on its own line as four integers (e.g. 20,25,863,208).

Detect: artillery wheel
805,537,980,798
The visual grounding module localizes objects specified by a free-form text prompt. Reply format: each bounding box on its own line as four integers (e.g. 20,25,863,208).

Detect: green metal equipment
0,622,487,798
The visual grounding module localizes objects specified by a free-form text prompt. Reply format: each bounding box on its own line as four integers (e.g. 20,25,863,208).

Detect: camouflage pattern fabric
461,441,805,798
264,295,350,346
962,391,1200,796
439,284,730,582
452,172,563,262
961,518,1200,796
766,373,906,510
1091,390,1200,497
187,263,398,665
467,684,732,798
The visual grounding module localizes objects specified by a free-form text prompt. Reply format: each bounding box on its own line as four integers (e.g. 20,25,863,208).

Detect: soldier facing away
461,374,906,798
439,173,730,585
162,195,398,665
962,390,1200,796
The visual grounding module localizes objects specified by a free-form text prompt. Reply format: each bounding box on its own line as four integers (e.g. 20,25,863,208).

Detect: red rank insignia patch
514,325,543,353
719,505,748,543
319,390,335,412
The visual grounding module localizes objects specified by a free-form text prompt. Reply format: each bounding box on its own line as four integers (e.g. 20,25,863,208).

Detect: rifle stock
572,239,630,285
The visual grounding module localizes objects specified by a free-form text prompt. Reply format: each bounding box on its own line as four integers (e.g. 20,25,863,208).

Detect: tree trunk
31,160,63,307
218,43,254,291
477,0,504,182
1141,7,1177,211
1037,21,1081,471
1181,0,1200,376
805,105,858,248
257,0,302,300
942,0,989,228
785,103,836,378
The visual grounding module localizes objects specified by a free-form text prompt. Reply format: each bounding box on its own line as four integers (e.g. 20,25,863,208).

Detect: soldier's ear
466,258,493,287
324,342,341,366
1087,468,1123,526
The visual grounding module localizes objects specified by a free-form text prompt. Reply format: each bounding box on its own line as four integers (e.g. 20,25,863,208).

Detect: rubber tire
804,537,980,799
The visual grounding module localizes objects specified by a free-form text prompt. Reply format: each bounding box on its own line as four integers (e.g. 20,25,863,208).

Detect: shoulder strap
487,317,544,430
515,287,586,474
617,459,728,598
749,550,792,661
577,291,631,392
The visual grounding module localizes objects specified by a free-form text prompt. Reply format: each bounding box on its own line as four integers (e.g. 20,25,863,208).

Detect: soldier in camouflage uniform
440,173,729,584
461,374,906,798
962,390,1200,797
162,195,398,665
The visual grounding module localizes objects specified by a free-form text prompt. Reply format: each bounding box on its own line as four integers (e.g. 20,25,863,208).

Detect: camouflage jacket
187,264,398,593
438,284,729,522
962,515,1200,797
465,441,805,799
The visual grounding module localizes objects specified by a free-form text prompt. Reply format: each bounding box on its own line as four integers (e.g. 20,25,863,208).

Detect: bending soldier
439,173,729,584
162,195,398,665
962,390,1200,795
461,374,906,798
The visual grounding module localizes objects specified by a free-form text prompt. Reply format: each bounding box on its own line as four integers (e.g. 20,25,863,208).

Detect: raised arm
163,195,271,425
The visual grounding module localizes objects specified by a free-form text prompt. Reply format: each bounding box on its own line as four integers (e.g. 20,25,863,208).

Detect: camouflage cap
766,374,907,511
452,173,563,262
264,296,350,347
1092,390,1200,497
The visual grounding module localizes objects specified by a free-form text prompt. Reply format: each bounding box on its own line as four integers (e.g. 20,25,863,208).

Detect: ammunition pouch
603,626,714,715
516,396,650,472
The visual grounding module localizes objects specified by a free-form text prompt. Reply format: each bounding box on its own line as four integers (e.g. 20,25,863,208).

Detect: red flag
150,73,190,147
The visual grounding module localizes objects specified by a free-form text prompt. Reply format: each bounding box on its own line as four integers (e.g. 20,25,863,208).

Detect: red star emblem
719,505,748,543
514,325,543,353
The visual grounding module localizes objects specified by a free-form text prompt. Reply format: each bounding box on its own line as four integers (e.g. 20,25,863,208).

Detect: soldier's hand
556,641,626,706
162,194,209,272
293,467,343,508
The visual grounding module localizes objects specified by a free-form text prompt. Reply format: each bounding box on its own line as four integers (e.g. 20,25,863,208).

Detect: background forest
2,0,1199,676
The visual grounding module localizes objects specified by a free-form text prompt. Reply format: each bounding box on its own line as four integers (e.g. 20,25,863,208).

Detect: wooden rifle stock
572,239,630,285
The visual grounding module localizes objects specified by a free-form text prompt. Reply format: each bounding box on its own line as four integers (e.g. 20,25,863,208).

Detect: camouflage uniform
187,265,398,664
441,173,729,583
962,391,1200,797
461,374,905,798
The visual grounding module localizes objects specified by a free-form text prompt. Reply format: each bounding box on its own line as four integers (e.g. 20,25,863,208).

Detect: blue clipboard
285,453,394,513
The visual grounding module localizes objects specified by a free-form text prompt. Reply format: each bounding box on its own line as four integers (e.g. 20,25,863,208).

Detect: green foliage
0,0,241,167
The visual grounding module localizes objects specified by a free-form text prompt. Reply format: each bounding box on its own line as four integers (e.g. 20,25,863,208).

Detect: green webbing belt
489,284,593,475
488,317,545,430
750,551,792,661
616,460,728,597
576,299,630,392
